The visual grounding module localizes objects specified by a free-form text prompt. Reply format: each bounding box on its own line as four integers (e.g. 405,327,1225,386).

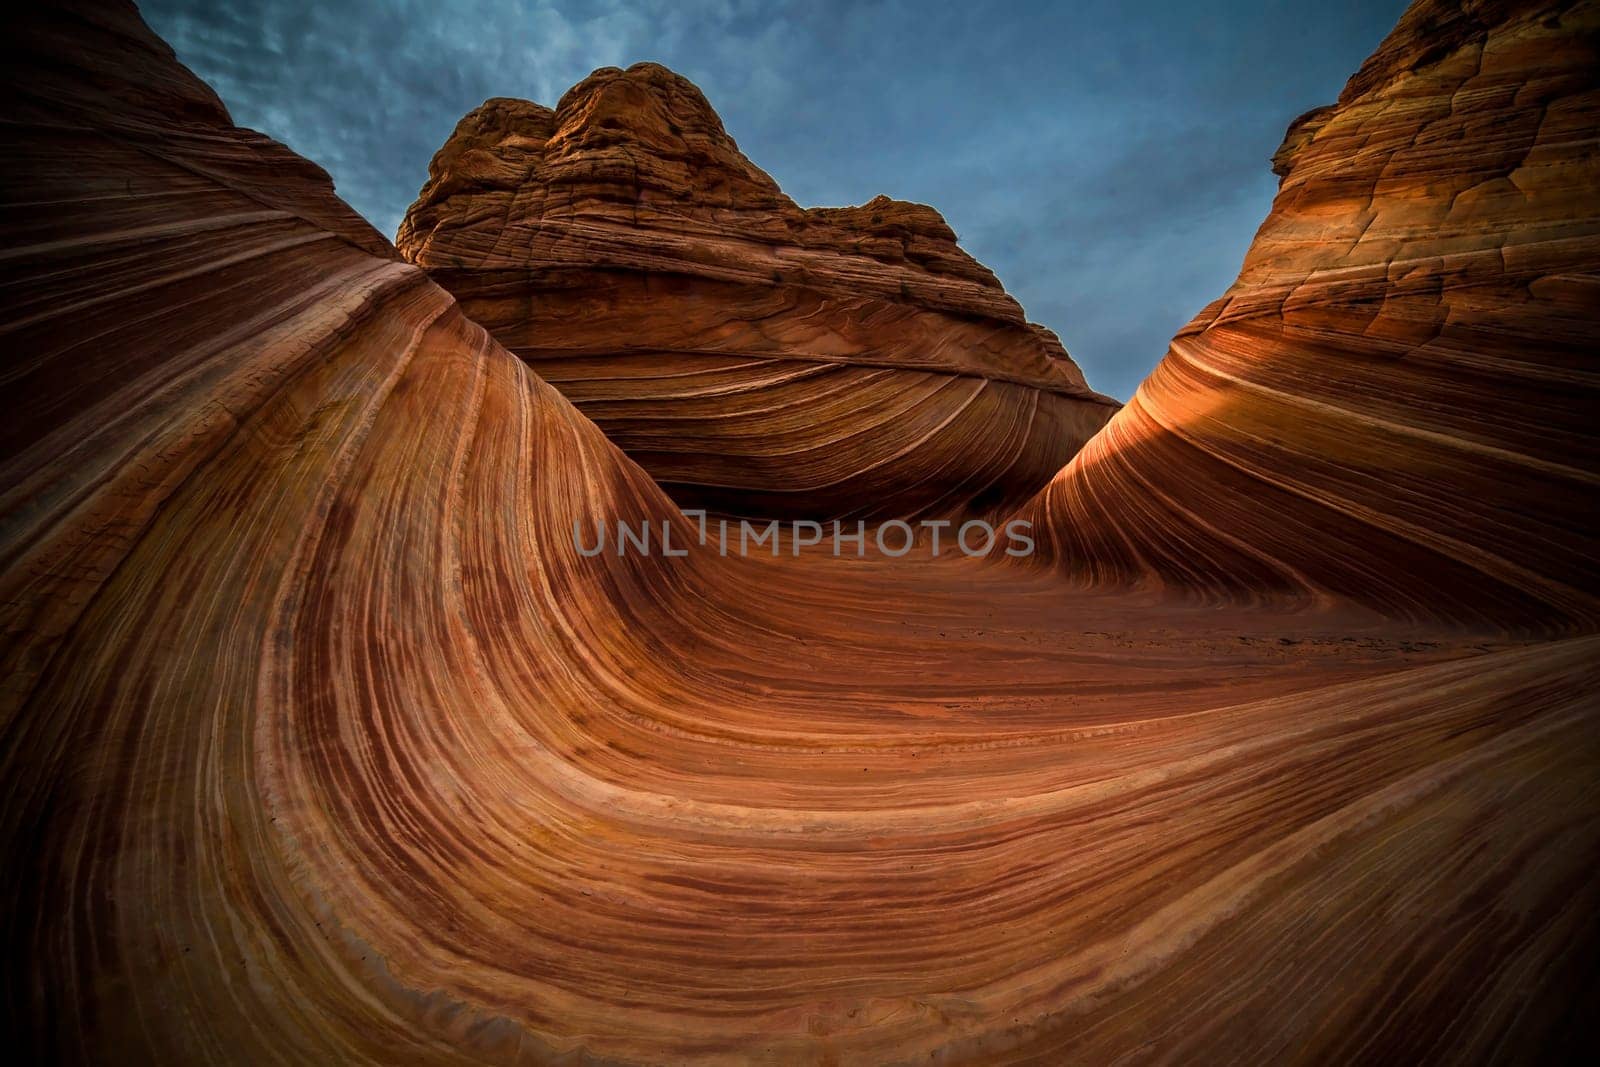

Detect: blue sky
141,0,1408,399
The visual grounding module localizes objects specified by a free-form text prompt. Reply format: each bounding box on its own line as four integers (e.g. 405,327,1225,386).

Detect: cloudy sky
141,0,1407,399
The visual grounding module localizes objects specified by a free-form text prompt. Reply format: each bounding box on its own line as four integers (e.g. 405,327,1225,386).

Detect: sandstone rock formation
1019,0,1600,630
2,1,1597,1064
397,65,1118,521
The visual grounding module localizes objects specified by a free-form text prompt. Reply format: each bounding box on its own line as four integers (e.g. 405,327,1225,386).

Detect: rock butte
1,1,1597,1064
397,64,1119,521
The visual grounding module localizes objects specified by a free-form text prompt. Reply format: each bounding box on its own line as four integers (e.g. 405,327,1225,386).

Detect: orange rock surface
1019,0,1600,629
1,1,1597,1064
397,66,1118,521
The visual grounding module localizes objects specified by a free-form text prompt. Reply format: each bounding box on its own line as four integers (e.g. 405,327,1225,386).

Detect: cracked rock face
1021,0,1600,629
398,63,1119,522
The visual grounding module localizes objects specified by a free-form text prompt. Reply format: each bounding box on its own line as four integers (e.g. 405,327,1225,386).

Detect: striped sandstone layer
1,2,1597,1064
1018,0,1600,630
397,66,1118,521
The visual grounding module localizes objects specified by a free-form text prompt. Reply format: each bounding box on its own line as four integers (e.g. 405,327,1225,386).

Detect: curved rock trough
2,0,1597,1062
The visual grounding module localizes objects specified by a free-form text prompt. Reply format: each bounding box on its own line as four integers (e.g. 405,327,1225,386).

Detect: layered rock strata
1019,0,1600,629
398,66,1118,521
1,2,1597,1064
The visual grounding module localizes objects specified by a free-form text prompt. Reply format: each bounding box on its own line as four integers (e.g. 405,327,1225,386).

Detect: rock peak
400,64,1032,307
543,60,785,206
554,61,730,141
397,64,1117,520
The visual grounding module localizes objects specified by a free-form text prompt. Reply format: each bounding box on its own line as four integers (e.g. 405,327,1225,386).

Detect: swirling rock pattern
396,66,1119,521
1020,0,1600,629
2,1,1598,1064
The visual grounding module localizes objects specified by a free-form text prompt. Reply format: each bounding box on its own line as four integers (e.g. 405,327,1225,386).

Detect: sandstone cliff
398,64,1118,521
1018,0,1600,629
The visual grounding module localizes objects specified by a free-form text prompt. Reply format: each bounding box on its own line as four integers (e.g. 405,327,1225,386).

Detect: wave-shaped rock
2,1,1598,1064
397,65,1118,521
1019,0,1600,629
